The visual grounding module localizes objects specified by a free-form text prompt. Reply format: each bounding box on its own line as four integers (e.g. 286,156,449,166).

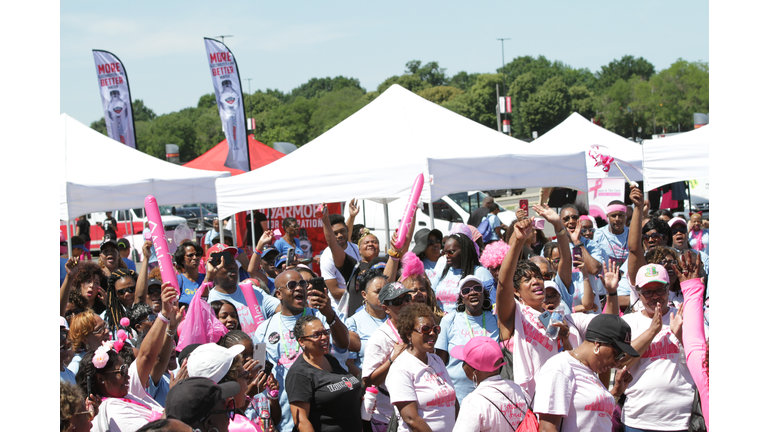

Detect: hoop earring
483,298,492,310
594,344,600,355
472,371,478,388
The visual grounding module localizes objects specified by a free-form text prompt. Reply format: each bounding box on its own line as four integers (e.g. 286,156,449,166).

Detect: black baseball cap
99,239,119,251
165,377,240,424
378,282,413,303
178,343,203,365
148,278,163,288
412,228,443,257
585,314,640,358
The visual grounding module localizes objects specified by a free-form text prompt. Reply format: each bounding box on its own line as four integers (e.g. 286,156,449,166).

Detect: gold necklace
569,350,589,368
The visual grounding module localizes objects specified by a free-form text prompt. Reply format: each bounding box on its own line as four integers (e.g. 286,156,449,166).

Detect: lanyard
463,311,487,337
278,309,306,360
386,319,403,344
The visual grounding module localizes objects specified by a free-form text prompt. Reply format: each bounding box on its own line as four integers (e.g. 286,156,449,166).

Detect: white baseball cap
187,343,245,384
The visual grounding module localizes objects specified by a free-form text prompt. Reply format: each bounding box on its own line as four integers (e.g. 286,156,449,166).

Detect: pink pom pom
400,252,425,280
116,329,127,342
120,317,130,327
113,340,125,353
479,240,510,269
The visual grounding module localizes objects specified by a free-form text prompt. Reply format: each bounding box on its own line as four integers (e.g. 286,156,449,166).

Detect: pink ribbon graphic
589,178,603,200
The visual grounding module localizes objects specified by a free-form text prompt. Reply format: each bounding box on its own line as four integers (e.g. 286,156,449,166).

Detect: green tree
132,99,156,122
448,71,479,92
197,93,216,109
405,60,447,87
442,73,504,129
597,76,653,141
595,55,655,92
568,85,596,119
519,76,572,137
289,76,363,101
417,86,464,104
307,86,369,138
651,59,709,132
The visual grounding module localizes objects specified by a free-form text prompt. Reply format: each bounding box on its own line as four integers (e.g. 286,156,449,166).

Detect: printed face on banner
205,39,249,172
587,178,625,222
93,51,136,148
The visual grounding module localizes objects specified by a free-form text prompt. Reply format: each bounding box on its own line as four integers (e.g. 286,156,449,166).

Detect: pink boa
400,252,425,280
479,240,510,269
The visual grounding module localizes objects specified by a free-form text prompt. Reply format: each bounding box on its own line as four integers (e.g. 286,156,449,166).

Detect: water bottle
545,306,565,339
361,386,378,421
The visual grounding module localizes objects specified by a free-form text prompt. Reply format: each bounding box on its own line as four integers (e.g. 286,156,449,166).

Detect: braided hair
438,233,479,283
75,349,120,398
218,330,251,348
105,268,138,331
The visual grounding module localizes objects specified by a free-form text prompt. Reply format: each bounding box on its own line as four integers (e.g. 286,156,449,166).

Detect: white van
80,208,189,255
346,191,517,248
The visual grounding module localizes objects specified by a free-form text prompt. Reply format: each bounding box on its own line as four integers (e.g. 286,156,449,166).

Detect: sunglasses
280,280,308,291
562,215,579,222
413,324,441,335
460,284,483,297
117,286,136,295
185,252,203,258
148,286,162,295
549,258,560,266
670,227,687,235
427,239,440,246
580,228,595,234
639,286,667,298
287,224,300,229
204,399,237,422
386,293,412,307
642,233,665,241
91,324,107,335
144,314,157,324
103,364,128,378
301,329,330,340
541,271,555,281
443,249,459,257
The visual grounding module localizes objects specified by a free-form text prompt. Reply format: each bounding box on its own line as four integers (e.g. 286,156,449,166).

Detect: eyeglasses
91,324,107,335
279,280,308,291
203,399,237,422
562,215,579,222
413,324,441,335
386,294,412,307
443,249,459,257
639,286,668,298
117,286,136,295
301,329,330,340
103,364,128,378
604,344,628,362
185,252,203,258
427,239,440,246
580,228,595,234
642,233,665,241
541,271,555,281
460,284,483,297
287,224,299,229
75,410,95,421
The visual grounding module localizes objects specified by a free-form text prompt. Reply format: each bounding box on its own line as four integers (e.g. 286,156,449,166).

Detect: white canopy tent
642,125,710,190
215,84,589,222
60,113,231,221
534,112,644,180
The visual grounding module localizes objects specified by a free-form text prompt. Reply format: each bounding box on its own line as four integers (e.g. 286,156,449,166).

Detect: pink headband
606,204,627,214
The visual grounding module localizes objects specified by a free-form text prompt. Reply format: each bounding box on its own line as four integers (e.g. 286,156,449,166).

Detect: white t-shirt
430,264,494,314
320,242,360,319
208,281,280,339
621,308,696,430
454,375,530,432
360,319,401,423
534,352,615,432
511,300,560,396
91,362,163,432
386,351,456,432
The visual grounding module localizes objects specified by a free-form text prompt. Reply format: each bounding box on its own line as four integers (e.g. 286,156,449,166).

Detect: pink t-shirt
533,352,614,432
621,308,696,430
454,376,530,432
386,351,456,432
511,300,558,396
91,362,163,432
360,319,399,423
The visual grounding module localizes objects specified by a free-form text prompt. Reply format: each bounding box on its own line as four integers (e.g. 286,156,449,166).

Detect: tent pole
428,201,435,230
250,210,257,251
129,210,138,262
687,182,692,219
219,217,225,246
232,214,238,247
67,219,73,258
383,203,391,252
198,203,204,232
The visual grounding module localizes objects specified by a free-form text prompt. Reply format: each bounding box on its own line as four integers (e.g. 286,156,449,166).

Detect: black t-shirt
285,354,363,432
467,207,490,228
76,219,91,245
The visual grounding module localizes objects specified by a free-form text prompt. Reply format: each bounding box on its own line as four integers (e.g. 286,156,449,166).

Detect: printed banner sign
204,38,250,172
93,50,136,148
586,177,625,221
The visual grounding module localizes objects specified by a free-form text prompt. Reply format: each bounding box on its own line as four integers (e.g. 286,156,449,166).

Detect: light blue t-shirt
592,226,629,268
252,308,347,432
67,351,85,375
142,228,158,263
552,274,575,316
430,263,495,314
208,284,280,339
423,258,440,283
146,373,171,407
273,238,304,257
434,310,499,404
178,273,206,306
60,367,77,385
345,309,386,368
123,258,137,272
483,213,502,242
569,271,602,314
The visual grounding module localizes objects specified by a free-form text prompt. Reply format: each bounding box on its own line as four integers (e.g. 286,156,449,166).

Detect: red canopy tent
184,134,285,175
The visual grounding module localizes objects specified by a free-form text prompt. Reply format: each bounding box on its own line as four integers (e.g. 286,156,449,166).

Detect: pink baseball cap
635,264,669,288
668,217,687,230
450,336,506,372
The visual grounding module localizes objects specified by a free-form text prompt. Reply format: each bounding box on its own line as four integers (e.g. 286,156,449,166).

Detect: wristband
389,256,400,261
608,292,618,297
254,249,263,255
166,327,176,337
389,357,394,364
328,315,337,327
556,227,567,237
573,242,583,248
157,313,170,324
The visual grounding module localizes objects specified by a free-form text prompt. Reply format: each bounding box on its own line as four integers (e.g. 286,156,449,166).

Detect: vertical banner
585,177,626,222
204,38,250,172
93,50,137,148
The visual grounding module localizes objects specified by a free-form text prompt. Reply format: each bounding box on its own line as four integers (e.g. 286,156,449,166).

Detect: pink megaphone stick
392,174,425,249
144,195,180,297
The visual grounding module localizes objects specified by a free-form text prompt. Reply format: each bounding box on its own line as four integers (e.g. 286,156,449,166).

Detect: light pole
497,38,511,136
214,35,234,44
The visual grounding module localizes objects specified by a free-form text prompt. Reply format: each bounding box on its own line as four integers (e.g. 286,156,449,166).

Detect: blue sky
61,0,708,125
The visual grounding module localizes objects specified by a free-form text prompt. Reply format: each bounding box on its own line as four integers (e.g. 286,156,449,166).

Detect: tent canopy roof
183,135,285,175
215,85,588,218
60,113,230,220
642,125,709,190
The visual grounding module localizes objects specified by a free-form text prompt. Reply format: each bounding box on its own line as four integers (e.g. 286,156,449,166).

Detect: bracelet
389,357,394,364
556,227,567,237
608,292,618,297
573,242,583,248
389,256,400,261
157,313,170,324
387,249,403,259
166,327,176,337
328,315,338,327
254,249,263,255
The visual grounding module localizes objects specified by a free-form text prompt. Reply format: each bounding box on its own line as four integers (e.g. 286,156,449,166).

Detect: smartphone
210,252,224,267
519,199,529,217
538,310,552,328
253,343,267,373
221,251,234,265
572,246,582,268
263,360,275,376
309,277,326,291
287,247,295,267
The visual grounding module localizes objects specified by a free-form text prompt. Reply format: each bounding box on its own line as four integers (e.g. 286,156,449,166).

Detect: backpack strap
477,393,516,430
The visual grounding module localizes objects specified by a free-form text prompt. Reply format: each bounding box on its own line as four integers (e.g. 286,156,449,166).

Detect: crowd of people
59,189,710,432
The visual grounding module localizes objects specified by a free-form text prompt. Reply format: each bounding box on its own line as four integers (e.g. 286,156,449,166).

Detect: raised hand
169,358,188,389
569,219,583,244
601,259,620,293
515,208,527,222
348,198,360,217
611,366,633,396
629,186,643,208
513,218,533,241
160,282,176,318
532,203,560,226
675,250,702,283
65,257,81,277
670,303,684,342
649,304,663,335
142,240,153,260
257,230,274,251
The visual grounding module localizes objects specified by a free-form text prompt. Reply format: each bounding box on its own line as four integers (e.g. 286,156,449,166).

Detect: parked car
484,188,526,198
672,195,709,220
173,206,218,230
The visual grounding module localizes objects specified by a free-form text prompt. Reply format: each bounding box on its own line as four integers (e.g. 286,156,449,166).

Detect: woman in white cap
618,263,695,432
667,216,709,274
434,276,498,405
535,314,638,432
452,336,530,432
